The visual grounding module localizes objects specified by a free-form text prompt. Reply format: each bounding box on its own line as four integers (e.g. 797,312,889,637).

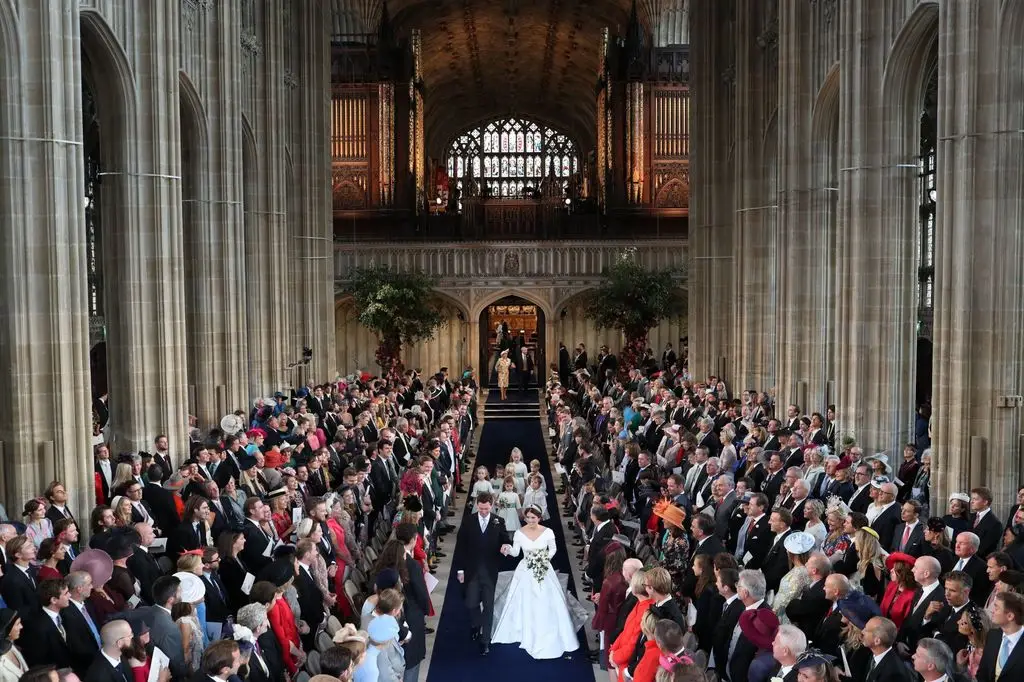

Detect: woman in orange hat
880,552,919,628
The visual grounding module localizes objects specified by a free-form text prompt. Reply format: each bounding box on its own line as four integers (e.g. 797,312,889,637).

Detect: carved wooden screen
446,118,579,198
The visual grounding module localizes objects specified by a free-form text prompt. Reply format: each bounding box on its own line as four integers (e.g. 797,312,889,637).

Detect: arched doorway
479,295,546,387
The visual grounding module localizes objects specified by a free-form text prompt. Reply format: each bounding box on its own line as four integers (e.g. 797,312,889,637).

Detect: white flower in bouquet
525,548,549,584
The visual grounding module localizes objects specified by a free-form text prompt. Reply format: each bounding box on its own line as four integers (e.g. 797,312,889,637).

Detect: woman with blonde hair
110,463,136,495
852,527,885,600
609,569,652,682
803,499,827,549
110,496,134,527
718,426,738,473
821,499,852,559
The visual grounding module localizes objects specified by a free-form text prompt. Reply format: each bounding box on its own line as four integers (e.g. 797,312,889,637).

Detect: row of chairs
339,507,394,616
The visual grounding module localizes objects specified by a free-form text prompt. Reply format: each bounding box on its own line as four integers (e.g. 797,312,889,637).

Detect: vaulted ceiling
331,0,689,155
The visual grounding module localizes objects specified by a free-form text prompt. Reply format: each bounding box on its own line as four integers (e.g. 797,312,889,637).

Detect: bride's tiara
523,504,544,517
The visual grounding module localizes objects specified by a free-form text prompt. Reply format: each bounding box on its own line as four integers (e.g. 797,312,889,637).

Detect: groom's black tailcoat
457,512,507,638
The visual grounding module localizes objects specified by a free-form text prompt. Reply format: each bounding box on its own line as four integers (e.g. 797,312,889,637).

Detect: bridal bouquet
524,548,549,584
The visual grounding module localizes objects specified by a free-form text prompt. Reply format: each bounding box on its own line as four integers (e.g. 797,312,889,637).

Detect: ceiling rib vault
330,0,689,154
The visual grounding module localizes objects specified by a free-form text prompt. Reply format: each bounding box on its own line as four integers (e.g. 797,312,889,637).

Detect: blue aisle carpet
426,404,595,682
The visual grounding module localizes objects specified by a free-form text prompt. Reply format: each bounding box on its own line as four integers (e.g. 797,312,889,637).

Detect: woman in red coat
609,571,652,682
251,579,302,675
880,552,918,628
592,543,628,666
631,612,663,682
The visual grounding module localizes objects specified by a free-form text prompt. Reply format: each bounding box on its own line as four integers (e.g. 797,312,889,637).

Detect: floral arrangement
525,548,550,584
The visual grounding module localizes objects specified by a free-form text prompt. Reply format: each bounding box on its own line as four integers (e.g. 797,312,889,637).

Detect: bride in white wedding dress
491,505,582,659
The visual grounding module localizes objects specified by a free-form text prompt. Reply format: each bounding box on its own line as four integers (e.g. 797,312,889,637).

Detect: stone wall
0,0,333,519
688,0,1024,512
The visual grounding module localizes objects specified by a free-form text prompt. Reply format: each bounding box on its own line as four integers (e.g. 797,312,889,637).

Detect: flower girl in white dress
522,474,549,520
508,448,529,496
491,506,580,659
528,459,546,492
470,466,493,512
496,476,522,532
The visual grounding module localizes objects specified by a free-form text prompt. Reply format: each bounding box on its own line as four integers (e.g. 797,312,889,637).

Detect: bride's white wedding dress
490,526,581,659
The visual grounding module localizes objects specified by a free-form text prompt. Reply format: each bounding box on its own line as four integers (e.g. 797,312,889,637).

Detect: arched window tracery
446,117,579,198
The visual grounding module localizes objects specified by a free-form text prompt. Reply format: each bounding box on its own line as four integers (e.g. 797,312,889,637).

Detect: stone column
834,1,918,455
0,0,93,518
97,1,190,458
732,2,778,393
295,0,336,383
244,0,290,396
182,0,251,429
688,0,736,382
931,1,1023,510
775,1,833,414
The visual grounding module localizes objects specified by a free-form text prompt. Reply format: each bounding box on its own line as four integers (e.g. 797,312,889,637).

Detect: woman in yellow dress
496,349,513,400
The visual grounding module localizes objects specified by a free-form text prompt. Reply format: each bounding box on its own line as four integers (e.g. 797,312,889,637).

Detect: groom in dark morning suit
456,492,510,656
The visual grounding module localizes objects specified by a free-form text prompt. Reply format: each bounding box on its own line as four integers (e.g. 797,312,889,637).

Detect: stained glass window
446,117,579,198
917,66,937,340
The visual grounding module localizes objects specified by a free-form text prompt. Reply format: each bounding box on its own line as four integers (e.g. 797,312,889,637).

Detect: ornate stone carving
656,178,689,208
335,241,689,287
284,70,299,89
333,166,369,210
503,252,521,276
241,31,263,58
183,0,212,31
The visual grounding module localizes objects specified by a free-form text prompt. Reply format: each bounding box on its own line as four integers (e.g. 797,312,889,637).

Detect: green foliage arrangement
582,248,686,376
342,265,444,381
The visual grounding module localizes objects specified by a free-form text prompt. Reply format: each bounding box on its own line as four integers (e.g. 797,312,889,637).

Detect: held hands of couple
500,544,512,555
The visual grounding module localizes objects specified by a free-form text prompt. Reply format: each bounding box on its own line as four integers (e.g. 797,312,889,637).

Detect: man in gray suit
712,475,739,541
121,575,187,680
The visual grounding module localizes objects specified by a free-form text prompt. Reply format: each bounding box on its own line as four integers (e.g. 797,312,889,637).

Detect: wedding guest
880,552,918,628
0,609,27,682
591,543,628,669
